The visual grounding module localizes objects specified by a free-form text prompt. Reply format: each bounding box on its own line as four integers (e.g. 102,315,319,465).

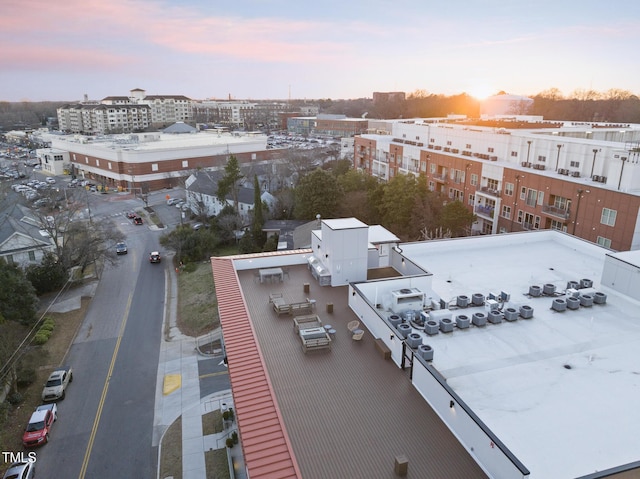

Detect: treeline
319,87,640,123
2,87,639,133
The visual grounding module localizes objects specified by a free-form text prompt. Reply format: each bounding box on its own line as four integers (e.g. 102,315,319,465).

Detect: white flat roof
401,231,640,478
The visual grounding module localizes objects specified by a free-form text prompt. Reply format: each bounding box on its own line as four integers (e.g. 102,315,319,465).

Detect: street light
555,144,563,172
590,149,600,178
618,156,628,190
571,189,588,235
510,174,523,232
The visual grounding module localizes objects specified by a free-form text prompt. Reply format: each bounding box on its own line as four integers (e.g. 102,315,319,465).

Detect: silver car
2,460,35,479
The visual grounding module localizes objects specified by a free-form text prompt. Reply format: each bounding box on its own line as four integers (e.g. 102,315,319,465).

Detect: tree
0,258,38,325
438,200,476,237
216,155,244,213
25,252,67,294
377,174,421,240
294,168,343,220
251,175,266,250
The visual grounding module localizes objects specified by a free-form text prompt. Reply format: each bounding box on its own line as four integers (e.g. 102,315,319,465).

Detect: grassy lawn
205,449,231,479
177,262,219,337
159,416,182,479
202,410,224,436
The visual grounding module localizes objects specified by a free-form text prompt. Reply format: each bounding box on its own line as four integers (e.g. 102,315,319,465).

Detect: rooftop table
259,267,284,283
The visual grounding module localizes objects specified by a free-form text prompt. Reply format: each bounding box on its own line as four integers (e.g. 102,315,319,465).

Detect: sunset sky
1,0,639,102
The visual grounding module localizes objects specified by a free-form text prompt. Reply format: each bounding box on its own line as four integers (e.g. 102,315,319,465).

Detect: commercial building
36,129,281,191
354,117,640,251
211,221,640,479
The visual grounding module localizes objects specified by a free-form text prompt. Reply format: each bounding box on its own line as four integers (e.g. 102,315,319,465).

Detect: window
468,193,474,205
152,163,159,172
534,215,541,229
502,205,511,219
95,159,99,167
524,213,535,229
551,220,567,232
504,182,514,196
446,140,452,146
537,191,544,205
487,178,499,190
525,189,537,207
465,144,471,149
511,151,518,157
537,156,546,163
601,208,617,226
488,147,494,153
29,251,36,261
597,236,612,248
570,160,580,167
517,210,523,223
108,162,112,170
520,187,526,200
470,174,478,186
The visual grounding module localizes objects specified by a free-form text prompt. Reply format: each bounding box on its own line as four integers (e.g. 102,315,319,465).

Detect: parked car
42,366,73,401
167,198,181,205
149,251,161,263
116,242,128,255
133,216,143,225
45,177,56,184
126,211,136,219
2,460,35,479
22,403,57,448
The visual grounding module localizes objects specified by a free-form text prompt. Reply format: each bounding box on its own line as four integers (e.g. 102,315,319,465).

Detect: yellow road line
78,292,133,479
198,371,229,379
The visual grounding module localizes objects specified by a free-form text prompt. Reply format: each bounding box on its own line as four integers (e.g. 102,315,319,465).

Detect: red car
133,216,143,225
126,211,136,219
22,404,57,448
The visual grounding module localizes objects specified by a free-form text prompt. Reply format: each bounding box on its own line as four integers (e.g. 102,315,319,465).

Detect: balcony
475,205,495,218
478,187,501,197
542,205,570,220
432,173,447,182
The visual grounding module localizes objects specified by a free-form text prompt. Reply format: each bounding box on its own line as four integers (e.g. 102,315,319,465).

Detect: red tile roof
211,257,302,479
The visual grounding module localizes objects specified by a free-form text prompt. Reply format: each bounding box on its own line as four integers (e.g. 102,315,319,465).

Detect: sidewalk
154,255,246,479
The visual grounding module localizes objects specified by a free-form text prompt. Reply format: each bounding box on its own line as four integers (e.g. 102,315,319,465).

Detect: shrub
225,438,234,448
182,262,197,273
231,431,238,444
33,331,50,345
40,319,55,332
7,392,24,405
16,368,36,388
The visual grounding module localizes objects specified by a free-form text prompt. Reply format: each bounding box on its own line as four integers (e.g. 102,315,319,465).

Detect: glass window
504,182,514,196
29,251,36,261
597,236,612,248
601,208,617,226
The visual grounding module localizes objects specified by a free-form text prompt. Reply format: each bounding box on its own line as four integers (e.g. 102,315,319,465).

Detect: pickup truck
41,366,73,401
23,403,57,447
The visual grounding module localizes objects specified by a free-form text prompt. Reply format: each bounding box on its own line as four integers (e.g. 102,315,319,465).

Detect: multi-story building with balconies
57,88,192,134
355,116,640,251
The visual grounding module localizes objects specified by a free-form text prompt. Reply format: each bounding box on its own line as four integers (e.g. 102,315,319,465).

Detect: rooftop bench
301,336,332,353
293,314,323,333
272,298,314,317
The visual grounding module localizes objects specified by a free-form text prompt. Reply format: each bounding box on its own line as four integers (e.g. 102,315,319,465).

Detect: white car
2,460,35,479
46,177,56,184
167,198,181,205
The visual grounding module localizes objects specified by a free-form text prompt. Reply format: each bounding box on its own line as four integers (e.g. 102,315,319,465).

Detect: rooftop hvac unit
500,291,511,302
592,175,600,181
571,171,581,177
566,288,580,298
600,176,607,183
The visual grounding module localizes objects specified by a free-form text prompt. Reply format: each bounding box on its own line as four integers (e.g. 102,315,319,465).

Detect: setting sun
466,84,496,101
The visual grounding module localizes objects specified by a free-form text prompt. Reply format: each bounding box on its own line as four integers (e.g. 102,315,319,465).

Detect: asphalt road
32,189,171,478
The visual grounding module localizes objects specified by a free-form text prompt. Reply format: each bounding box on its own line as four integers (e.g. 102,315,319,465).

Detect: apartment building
57,88,193,134
355,117,640,251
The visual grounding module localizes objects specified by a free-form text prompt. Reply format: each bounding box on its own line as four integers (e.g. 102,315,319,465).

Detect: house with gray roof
0,204,56,266
184,171,276,221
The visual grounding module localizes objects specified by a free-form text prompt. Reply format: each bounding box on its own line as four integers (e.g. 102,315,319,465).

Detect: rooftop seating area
237,264,486,478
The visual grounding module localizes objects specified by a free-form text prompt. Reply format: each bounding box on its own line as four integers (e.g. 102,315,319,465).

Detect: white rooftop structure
387,231,640,478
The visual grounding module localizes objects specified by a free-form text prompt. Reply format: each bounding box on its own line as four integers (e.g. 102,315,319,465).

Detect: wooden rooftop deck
237,264,487,479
